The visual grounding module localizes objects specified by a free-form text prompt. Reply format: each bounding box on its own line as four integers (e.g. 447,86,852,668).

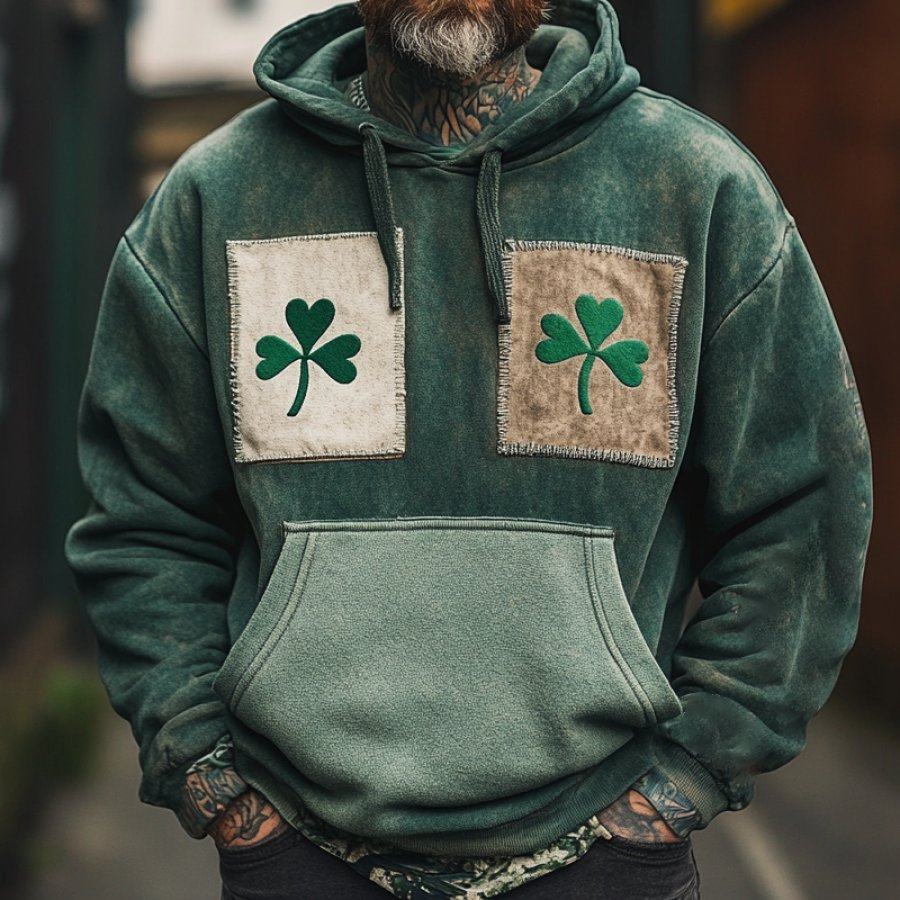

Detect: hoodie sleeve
65,235,243,819
649,220,873,826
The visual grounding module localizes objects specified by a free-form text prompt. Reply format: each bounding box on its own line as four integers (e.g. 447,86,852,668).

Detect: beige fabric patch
228,232,406,463
499,241,686,468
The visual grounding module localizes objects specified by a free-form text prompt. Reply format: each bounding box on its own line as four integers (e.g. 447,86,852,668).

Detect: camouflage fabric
287,763,699,897
291,801,613,899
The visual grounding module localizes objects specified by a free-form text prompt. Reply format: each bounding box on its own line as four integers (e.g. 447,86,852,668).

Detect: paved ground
22,697,899,899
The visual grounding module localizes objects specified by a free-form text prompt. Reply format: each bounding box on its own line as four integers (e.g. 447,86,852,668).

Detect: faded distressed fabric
228,232,406,463
66,0,872,874
499,241,685,465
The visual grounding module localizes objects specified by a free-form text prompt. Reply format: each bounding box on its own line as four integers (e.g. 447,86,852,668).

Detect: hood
253,0,640,325
254,0,639,168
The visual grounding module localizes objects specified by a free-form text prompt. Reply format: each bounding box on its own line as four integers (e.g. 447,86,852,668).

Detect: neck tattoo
356,41,542,147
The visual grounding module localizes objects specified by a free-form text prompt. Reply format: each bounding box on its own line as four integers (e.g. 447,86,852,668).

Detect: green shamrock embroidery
535,295,649,416
255,298,361,417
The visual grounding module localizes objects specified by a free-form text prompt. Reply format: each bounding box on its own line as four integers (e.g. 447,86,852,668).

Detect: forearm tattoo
361,43,541,147
597,788,687,843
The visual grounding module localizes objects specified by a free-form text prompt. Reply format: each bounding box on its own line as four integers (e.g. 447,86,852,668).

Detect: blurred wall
717,0,898,719
0,0,132,884
0,0,133,646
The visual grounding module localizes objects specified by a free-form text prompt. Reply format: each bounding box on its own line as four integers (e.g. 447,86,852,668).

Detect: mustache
358,0,549,76
358,0,549,40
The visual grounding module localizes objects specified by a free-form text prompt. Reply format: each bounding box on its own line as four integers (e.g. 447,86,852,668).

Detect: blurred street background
1,0,898,897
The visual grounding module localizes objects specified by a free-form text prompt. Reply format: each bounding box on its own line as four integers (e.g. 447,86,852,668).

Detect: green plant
37,665,106,783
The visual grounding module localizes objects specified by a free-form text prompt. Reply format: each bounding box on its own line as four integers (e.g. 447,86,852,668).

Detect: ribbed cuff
650,736,729,827
139,701,232,813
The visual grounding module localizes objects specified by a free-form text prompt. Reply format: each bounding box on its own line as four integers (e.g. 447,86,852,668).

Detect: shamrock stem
578,354,596,415
288,358,310,417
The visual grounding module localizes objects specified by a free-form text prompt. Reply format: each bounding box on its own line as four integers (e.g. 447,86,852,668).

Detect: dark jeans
219,828,701,900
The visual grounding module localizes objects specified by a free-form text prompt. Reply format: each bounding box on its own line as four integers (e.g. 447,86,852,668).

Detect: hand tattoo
631,767,701,837
206,789,290,849
178,739,288,847
182,764,248,828
178,741,251,838
597,789,685,843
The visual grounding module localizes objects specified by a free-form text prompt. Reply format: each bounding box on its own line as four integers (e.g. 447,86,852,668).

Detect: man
65,1,872,897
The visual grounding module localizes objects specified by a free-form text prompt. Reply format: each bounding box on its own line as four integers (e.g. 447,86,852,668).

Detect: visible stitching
232,533,316,710
234,448,405,465
703,221,794,348
667,257,687,463
498,439,676,469
123,234,208,359
504,238,688,268
225,241,244,460
496,240,518,445
496,323,514,450
498,240,685,468
254,298,361,417
283,517,616,539
227,231,407,464
392,228,407,454
226,231,382,248
583,537,657,722
393,227,406,306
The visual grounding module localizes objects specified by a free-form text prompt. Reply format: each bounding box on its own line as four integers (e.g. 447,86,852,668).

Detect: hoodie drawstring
359,124,509,324
360,123,403,311
475,149,509,325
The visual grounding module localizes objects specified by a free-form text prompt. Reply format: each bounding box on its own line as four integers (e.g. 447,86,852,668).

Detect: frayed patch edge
227,230,407,464
497,439,677,468
233,447,406,465
392,228,408,455
498,239,687,469
503,239,688,270
226,242,244,461
227,230,384,248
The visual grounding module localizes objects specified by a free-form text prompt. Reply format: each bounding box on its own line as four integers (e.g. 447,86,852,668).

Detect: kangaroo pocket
213,517,681,809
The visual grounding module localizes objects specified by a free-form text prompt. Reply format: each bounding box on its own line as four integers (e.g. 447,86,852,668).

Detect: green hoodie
66,0,872,857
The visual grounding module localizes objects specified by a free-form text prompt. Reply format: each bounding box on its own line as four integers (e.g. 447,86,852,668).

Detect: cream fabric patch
499,241,686,468
228,232,405,463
